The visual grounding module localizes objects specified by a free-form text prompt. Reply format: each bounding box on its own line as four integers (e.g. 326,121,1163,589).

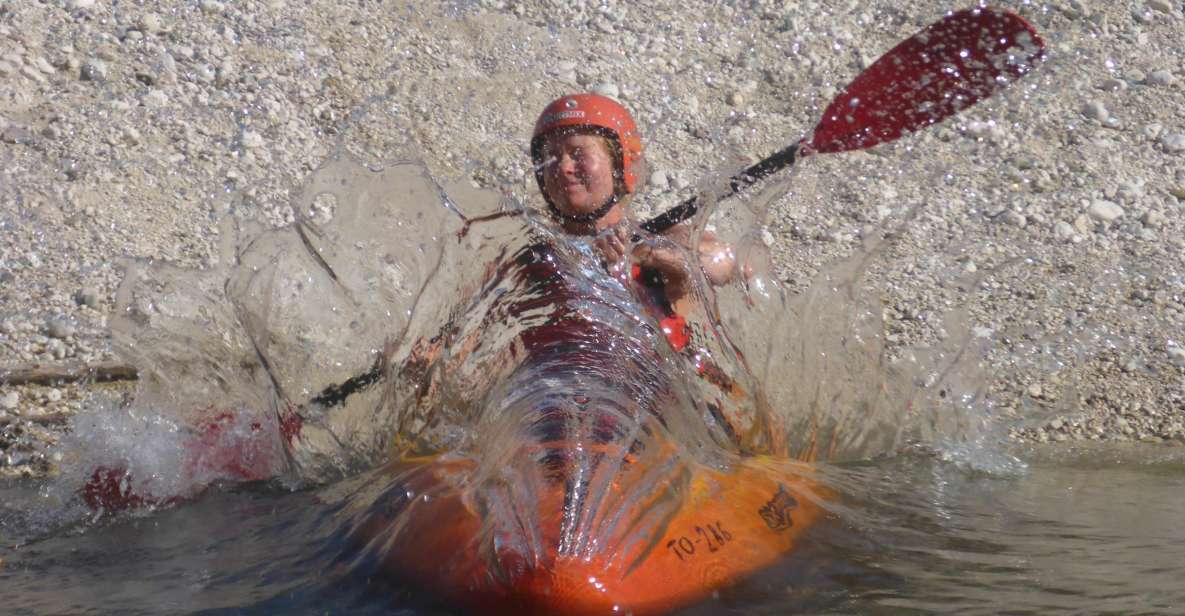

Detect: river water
2,444,1182,614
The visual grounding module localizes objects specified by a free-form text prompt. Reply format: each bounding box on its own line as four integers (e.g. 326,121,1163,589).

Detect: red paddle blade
810,7,1045,154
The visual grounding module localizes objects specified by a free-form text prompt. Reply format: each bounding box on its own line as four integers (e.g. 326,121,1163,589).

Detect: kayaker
530,93,737,322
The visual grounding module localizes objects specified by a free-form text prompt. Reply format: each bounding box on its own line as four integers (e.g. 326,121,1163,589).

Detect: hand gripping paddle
640,6,1046,234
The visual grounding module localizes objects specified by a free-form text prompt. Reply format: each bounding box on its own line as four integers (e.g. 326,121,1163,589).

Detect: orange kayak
343,449,824,615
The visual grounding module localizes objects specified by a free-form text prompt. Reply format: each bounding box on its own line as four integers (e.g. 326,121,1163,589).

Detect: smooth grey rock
1088,200,1124,222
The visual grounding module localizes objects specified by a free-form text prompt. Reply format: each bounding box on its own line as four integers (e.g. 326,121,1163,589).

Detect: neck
549,193,624,235
562,203,622,235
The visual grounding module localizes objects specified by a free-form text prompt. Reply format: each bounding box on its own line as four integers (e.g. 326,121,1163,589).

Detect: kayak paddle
308,6,1046,411
640,6,1046,234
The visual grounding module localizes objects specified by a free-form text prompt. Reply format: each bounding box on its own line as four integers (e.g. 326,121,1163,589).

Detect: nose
556,152,578,176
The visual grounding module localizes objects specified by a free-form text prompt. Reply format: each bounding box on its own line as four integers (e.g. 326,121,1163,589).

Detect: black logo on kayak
758,485,798,532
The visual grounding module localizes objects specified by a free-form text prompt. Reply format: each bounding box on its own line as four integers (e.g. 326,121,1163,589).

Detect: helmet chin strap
547,192,620,226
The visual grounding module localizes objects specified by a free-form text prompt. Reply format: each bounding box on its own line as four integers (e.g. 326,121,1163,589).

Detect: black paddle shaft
639,141,805,235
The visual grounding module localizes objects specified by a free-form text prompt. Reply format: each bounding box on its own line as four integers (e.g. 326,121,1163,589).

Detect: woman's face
540,132,617,219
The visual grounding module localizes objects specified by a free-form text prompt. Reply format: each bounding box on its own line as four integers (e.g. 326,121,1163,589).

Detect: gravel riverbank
2,0,1184,479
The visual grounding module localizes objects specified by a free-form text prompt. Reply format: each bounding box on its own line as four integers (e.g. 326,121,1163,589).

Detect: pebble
1141,210,1166,228
142,89,169,107
47,389,62,403
1081,100,1109,121
1,392,17,411
592,82,619,99
34,57,55,75
0,125,35,145
45,318,76,339
1146,70,1175,87
1115,181,1144,203
80,58,107,81
1003,210,1027,227
1147,0,1174,13
75,287,100,309
649,170,669,190
1168,346,1185,365
1160,133,1185,153
21,65,47,84
1087,200,1124,222
47,339,68,360
240,130,265,149
69,0,96,9
1054,221,1077,242
195,63,217,83
1098,78,1126,92
139,13,162,33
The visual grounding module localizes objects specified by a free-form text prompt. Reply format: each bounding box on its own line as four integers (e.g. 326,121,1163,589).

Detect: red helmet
530,93,644,198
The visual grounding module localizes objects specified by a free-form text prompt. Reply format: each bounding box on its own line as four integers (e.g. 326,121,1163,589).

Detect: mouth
560,182,587,197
